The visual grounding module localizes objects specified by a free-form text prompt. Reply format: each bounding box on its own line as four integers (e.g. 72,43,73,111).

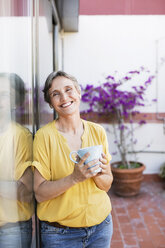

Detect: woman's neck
55,114,83,135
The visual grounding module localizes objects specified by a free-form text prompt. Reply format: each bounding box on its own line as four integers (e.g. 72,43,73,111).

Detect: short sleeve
32,130,51,180
14,129,33,180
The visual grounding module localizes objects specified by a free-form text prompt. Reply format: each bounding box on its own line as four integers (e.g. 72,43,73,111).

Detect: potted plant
159,163,165,190
160,163,165,184
81,67,155,196
160,164,165,180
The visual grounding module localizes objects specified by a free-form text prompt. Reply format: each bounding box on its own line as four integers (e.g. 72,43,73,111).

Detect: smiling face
49,76,81,117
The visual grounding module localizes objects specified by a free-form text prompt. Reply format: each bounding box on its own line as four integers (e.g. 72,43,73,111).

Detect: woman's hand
71,153,101,183
34,152,112,203
97,153,109,174
92,153,113,192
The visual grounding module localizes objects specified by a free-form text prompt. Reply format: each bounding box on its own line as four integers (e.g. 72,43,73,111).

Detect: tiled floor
108,177,165,248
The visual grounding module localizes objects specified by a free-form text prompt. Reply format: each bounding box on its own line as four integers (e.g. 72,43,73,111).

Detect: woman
0,73,33,248
33,71,113,248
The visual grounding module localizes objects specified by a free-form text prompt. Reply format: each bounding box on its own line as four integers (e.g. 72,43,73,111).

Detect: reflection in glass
0,73,33,247
38,0,54,127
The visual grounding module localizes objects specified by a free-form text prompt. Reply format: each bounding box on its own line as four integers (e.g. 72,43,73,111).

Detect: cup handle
69,151,79,164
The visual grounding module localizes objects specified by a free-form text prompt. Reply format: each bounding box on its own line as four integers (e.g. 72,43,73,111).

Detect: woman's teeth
61,102,72,108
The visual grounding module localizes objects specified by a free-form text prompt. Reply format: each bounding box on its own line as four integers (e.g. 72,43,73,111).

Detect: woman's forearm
93,162,113,192
0,180,33,202
34,173,77,203
34,154,112,202
93,173,113,192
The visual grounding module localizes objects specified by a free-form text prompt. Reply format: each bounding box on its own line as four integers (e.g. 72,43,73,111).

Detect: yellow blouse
0,122,33,225
33,119,112,227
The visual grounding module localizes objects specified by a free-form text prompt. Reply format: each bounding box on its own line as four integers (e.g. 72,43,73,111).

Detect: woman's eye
66,88,72,92
52,92,59,97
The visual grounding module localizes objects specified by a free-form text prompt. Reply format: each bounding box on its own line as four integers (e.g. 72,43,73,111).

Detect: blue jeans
40,214,113,248
0,219,32,248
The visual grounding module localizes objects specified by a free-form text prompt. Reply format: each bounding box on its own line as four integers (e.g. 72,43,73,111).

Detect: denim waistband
43,221,82,229
0,219,31,229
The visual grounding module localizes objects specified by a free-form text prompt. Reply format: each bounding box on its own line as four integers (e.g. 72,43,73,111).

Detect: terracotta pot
111,161,146,197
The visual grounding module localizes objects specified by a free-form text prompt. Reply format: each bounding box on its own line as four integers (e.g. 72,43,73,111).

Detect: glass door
0,0,58,246
0,0,35,247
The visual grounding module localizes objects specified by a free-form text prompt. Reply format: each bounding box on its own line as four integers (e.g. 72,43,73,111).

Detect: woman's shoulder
11,121,30,132
35,121,55,137
11,121,32,139
83,119,105,133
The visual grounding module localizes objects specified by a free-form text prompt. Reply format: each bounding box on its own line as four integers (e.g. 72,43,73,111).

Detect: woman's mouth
60,101,73,108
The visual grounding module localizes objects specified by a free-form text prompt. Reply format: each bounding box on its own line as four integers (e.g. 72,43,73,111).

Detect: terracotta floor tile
148,223,162,235
111,198,124,207
152,210,165,219
129,210,141,219
111,241,124,248
142,213,156,224
109,180,165,248
139,240,155,248
123,234,138,246
135,228,150,240
112,217,120,230
120,223,134,234
139,206,149,213
157,219,165,229
117,215,130,224
127,203,138,211
111,229,122,241
151,234,165,247
131,219,145,229
115,207,127,215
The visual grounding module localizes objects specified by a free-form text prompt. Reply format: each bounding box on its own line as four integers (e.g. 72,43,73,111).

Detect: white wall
0,17,32,84
63,15,165,111
62,15,165,173
102,123,165,174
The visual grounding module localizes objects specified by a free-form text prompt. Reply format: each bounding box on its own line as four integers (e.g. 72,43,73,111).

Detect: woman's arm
93,153,113,192
0,167,33,202
34,169,76,203
34,153,101,203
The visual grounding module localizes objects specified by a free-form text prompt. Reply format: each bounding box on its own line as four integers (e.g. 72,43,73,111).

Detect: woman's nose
60,92,67,101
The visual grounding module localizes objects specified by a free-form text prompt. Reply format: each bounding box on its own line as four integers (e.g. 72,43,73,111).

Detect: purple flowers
81,68,155,119
139,120,146,125
81,67,155,167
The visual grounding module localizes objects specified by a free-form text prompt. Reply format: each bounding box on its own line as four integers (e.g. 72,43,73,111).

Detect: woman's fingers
73,152,108,182
99,153,107,164
78,152,90,167
77,156,100,175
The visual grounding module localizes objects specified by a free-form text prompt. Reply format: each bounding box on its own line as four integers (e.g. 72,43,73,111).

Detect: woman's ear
49,104,53,109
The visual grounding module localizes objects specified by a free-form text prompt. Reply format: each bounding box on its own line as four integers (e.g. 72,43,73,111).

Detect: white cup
69,145,102,173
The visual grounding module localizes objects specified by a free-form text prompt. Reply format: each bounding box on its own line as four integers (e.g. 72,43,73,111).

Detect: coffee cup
69,145,102,173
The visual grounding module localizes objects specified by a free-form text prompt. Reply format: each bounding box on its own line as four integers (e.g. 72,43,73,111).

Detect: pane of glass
0,0,34,247
38,0,54,127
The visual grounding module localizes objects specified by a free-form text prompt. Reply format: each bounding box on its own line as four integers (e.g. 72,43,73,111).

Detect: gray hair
43,71,81,104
